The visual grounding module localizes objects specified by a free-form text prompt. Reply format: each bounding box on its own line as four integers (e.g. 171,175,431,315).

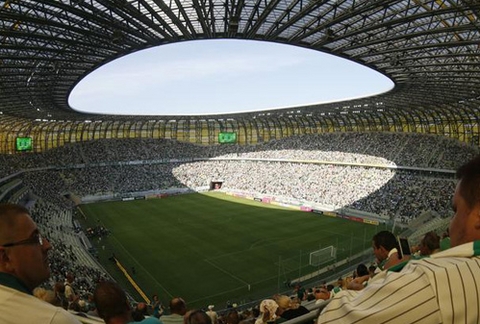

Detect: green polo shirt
440,237,451,251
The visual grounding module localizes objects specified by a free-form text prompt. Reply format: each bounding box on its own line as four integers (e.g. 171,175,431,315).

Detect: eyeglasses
1,232,44,248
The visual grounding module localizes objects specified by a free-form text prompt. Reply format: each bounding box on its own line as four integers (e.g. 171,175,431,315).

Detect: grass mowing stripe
203,258,250,286
78,192,380,309
109,233,174,299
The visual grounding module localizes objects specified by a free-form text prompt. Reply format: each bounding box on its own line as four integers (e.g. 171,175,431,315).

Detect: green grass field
78,192,381,309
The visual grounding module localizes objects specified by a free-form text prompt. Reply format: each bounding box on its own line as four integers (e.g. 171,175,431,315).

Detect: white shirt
318,241,480,324
0,284,81,324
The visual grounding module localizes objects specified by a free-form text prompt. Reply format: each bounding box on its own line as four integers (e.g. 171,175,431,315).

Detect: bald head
94,281,131,323
170,297,187,315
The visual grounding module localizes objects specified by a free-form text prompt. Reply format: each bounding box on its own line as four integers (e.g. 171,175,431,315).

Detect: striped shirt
318,241,480,324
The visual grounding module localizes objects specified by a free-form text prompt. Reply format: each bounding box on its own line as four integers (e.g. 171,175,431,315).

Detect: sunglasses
1,232,44,248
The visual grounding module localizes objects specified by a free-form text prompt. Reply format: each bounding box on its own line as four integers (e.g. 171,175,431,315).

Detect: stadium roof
0,0,479,122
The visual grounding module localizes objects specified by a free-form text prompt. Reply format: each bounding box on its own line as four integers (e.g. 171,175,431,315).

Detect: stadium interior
0,0,479,323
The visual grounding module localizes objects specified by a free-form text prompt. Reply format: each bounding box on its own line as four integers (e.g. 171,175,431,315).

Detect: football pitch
78,192,381,309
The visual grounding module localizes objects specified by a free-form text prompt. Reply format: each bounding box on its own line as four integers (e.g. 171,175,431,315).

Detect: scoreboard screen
16,137,33,151
218,132,237,144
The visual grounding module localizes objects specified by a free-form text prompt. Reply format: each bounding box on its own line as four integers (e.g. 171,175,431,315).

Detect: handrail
277,300,331,324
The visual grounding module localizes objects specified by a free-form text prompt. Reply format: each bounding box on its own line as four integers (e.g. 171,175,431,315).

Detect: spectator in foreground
419,231,441,256
64,272,77,306
255,299,278,324
94,280,161,324
54,281,69,310
318,155,480,323
314,287,331,304
440,229,451,251
205,305,218,324
239,307,259,324
346,263,370,291
33,287,58,306
330,277,344,298
293,284,306,301
368,265,376,278
0,203,81,323
274,295,309,320
132,302,149,321
372,230,402,271
184,310,212,324
162,297,188,324
224,309,240,324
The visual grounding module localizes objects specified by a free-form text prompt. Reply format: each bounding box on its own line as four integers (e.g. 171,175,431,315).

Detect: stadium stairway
407,217,451,245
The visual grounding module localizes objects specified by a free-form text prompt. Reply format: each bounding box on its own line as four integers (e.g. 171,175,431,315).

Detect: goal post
309,245,337,267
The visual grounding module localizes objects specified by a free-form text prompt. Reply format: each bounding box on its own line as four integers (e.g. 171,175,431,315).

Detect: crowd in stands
0,132,478,177
0,132,473,222
0,132,479,323
1,164,478,323
0,132,473,223
27,200,110,313
18,160,455,223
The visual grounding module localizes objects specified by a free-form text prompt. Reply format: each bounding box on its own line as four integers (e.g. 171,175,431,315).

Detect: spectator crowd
0,132,479,324
12,131,468,223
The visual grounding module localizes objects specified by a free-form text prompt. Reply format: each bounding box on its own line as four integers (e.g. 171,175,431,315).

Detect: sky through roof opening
69,39,394,116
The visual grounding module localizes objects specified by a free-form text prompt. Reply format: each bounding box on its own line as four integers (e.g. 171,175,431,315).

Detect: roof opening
69,39,393,116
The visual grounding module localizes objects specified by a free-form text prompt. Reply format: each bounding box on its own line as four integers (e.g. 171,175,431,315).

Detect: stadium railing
281,300,331,324
73,313,103,323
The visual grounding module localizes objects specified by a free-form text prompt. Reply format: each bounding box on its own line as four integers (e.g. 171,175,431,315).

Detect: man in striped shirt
318,155,480,324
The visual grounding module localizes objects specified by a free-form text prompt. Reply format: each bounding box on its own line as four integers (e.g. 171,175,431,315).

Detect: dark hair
186,310,212,324
356,263,369,277
372,231,398,251
421,231,440,252
456,155,480,209
225,310,240,324
132,309,145,321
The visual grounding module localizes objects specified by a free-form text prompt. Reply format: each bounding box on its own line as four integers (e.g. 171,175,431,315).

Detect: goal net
309,246,337,267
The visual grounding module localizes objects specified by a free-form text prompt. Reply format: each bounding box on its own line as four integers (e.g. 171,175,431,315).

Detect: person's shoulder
140,317,163,324
395,244,479,278
162,313,182,318
161,314,184,322
405,242,478,269
50,307,83,324
297,306,309,314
